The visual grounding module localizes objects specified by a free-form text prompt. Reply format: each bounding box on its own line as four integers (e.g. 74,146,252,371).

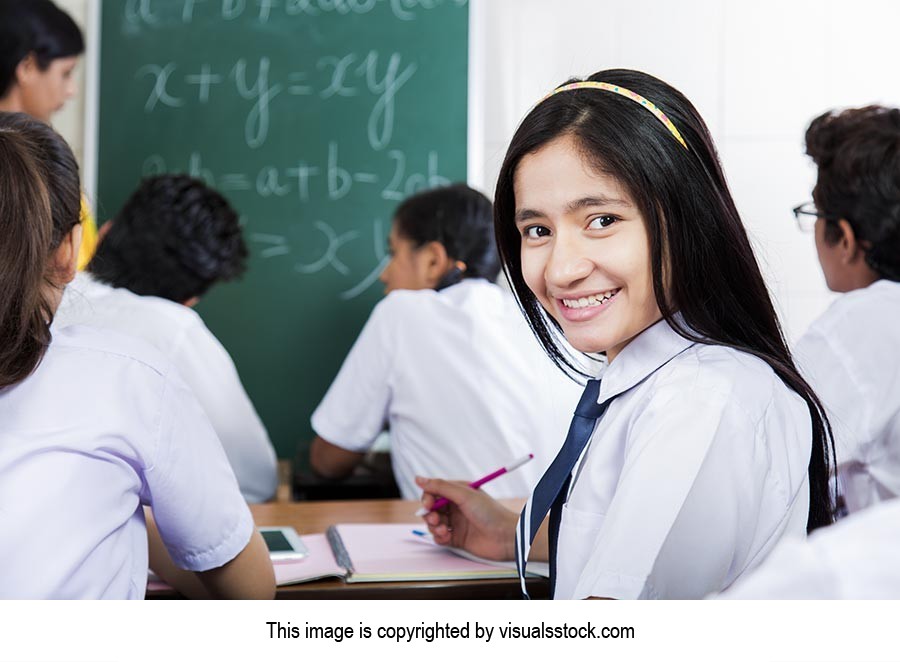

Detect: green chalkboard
98,0,469,461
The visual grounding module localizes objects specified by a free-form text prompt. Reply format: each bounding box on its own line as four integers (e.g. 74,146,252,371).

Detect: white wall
61,0,900,341
471,0,900,342
49,0,89,165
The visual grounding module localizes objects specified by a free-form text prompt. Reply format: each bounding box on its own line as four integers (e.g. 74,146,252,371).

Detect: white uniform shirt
794,279,900,513
555,319,812,599
0,326,253,599
721,497,900,599
311,279,582,500
54,272,277,503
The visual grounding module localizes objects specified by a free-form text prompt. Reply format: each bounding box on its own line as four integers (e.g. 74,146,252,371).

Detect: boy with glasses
793,105,900,515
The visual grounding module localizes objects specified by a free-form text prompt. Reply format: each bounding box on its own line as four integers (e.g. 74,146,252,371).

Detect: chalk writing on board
250,232,291,258
233,57,282,148
135,63,183,111
246,214,393,301
124,0,468,27
293,221,360,276
141,147,449,205
136,51,416,150
340,217,389,300
185,63,224,103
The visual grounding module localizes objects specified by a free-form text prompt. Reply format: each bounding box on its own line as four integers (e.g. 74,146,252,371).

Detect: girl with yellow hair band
418,69,836,600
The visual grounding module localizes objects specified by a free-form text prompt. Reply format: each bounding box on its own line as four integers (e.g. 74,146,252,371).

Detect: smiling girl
418,70,835,600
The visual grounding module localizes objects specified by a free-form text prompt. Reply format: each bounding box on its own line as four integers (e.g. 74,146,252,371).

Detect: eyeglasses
792,202,838,233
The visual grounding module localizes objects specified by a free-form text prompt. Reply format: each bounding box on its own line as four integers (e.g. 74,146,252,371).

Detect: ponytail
0,112,82,388
0,128,54,388
394,184,501,286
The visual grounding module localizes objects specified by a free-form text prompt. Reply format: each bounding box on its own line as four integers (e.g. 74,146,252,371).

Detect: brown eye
588,215,618,229
524,225,551,239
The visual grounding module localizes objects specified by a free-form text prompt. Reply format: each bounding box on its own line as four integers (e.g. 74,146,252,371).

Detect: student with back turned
790,106,900,514
0,112,274,599
0,0,99,268
309,184,581,500
54,174,278,503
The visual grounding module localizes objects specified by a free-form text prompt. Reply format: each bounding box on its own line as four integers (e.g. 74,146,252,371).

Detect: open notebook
275,523,547,585
147,523,548,590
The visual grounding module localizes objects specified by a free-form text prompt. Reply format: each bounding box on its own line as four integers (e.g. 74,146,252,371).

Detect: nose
379,258,392,285
544,230,593,290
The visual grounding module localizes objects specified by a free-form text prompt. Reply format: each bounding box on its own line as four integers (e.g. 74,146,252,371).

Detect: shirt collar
70,271,113,296
597,315,697,404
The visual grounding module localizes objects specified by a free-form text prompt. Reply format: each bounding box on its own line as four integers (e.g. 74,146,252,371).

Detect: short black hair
806,105,900,281
393,183,500,287
0,0,84,98
89,175,248,303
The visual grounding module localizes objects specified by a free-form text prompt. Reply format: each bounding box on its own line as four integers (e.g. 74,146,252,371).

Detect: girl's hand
415,476,519,561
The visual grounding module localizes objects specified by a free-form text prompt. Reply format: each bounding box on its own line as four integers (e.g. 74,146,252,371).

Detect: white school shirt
311,279,582,500
54,272,277,503
0,326,253,599
720,497,900,598
794,279,900,514
553,318,812,600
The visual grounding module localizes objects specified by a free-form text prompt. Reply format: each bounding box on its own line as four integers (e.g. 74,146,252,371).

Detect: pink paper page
273,533,346,585
334,524,518,582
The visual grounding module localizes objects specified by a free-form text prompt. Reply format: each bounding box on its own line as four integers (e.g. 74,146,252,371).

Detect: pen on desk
415,453,534,517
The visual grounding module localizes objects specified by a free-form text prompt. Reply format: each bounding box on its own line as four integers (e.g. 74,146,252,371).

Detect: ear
15,53,39,86
837,219,866,264
420,240,453,287
50,224,84,285
97,220,113,244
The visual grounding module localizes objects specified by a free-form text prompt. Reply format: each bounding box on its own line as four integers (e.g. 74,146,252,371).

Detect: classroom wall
470,0,900,342
62,0,900,342
50,0,89,169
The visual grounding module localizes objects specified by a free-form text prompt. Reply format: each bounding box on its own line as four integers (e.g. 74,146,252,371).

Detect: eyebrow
514,195,632,224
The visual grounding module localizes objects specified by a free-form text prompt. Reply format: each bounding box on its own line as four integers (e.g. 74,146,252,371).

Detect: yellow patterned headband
540,81,688,150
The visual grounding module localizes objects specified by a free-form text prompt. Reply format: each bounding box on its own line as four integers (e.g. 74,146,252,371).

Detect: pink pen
415,453,534,517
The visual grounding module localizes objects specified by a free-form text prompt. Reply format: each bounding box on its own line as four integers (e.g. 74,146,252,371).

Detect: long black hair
493,69,835,532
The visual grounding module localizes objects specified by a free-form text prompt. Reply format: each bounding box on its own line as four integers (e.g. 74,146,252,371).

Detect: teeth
562,290,618,309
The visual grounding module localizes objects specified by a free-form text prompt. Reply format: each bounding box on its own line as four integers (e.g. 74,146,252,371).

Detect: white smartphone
258,526,309,561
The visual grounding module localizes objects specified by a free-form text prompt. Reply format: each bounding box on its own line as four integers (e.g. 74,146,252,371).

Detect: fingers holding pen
416,476,469,544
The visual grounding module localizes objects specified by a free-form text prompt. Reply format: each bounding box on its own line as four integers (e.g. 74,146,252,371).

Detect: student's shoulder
50,324,179,382
369,287,448,325
656,342,792,415
373,280,507,317
122,290,204,331
107,290,211,355
65,275,201,334
813,279,900,331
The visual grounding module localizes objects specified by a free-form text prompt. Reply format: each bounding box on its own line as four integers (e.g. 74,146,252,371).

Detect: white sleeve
574,384,759,599
311,299,397,452
169,317,278,503
794,328,869,465
144,370,254,572
716,538,837,599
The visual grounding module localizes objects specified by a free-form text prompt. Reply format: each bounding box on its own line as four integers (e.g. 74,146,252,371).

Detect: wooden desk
151,499,549,600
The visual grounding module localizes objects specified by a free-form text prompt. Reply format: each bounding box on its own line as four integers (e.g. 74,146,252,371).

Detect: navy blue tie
515,378,609,598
